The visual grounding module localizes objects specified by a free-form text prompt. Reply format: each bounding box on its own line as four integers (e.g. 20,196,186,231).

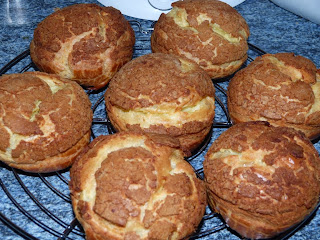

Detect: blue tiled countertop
0,0,320,239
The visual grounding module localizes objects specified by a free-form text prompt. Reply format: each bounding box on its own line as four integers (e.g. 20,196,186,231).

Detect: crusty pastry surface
151,0,250,79
0,72,93,173
70,132,207,240
104,53,215,156
228,52,320,140
30,3,135,90
203,121,320,239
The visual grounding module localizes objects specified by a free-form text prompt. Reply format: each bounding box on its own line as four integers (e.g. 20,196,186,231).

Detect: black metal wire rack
0,20,319,240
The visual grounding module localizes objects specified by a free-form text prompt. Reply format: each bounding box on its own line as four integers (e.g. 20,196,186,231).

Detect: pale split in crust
203,121,320,239
30,3,135,90
69,131,207,240
227,52,320,140
104,53,215,156
0,72,93,173
151,0,250,79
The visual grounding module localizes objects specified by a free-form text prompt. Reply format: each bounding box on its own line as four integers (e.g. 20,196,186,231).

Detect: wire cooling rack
0,20,319,240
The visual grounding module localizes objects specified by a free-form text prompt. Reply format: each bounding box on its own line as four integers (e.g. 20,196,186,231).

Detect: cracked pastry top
104,53,215,156
30,3,135,90
203,121,320,239
0,72,93,173
228,52,320,140
69,131,207,240
151,0,250,79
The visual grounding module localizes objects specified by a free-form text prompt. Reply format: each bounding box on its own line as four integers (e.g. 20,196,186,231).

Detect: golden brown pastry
151,0,250,79
203,121,320,239
228,52,320,140
104,53,215,156
70,131,207,240
0,72,93,173
30,3,135,90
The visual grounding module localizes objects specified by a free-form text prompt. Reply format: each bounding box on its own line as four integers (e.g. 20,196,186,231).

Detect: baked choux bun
0,72,93,173
30,3,135,90
70,131,207,240
104,53,215,156
228,52,320,140
203,121,320,239
151,0,250,79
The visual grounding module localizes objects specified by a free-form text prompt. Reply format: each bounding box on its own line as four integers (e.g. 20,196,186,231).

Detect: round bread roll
30,3,135,90
0,72,93,173
203,121,320,239
104,53,215,156
228,52,320,140
151,0,250,79
69,131,207,240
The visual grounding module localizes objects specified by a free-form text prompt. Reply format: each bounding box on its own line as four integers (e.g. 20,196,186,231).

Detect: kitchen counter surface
0,0,319,239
